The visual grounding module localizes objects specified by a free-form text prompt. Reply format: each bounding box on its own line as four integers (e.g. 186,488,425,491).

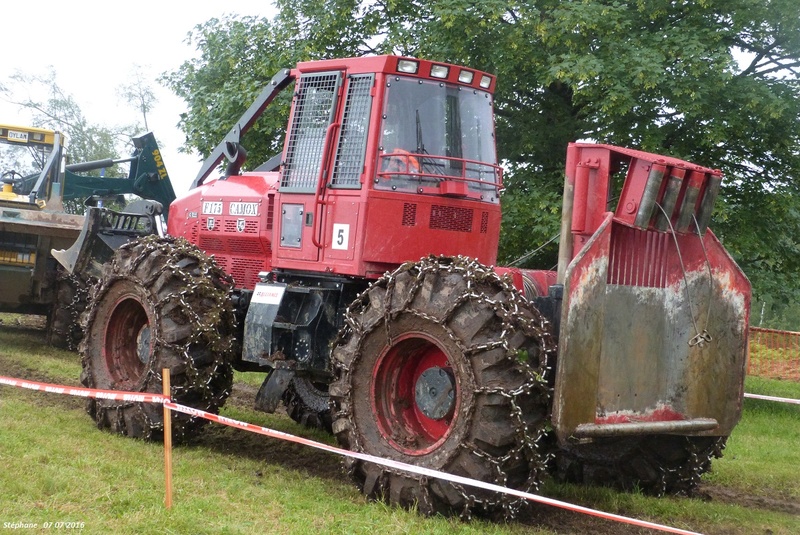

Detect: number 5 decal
332,223,350,250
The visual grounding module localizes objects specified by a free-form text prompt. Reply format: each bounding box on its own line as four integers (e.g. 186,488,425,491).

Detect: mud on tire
79,235,237,441
330,256,555,518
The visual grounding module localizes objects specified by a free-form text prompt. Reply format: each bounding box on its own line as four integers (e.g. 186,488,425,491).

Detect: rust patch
596,404,686,424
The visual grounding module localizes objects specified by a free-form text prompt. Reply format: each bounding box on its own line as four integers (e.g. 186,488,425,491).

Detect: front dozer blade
552,146,750,445
52,206,161,279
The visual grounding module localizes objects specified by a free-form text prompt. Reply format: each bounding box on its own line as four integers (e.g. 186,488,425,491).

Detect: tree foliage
165,0,800,307
161,16,298,168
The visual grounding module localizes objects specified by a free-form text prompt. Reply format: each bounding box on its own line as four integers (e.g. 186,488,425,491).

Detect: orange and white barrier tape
744,392,800,405
0,375,168,403
1,374,703,534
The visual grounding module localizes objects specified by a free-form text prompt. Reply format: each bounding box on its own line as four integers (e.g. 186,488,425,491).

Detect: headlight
397,59,419,74
430,64,450,79
458,70,474,84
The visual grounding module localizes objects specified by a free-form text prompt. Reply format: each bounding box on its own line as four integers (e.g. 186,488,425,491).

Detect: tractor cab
172,56,504,288
274,56,503,278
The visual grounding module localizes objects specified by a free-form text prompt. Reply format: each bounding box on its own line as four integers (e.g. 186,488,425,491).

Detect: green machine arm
14,132,176,221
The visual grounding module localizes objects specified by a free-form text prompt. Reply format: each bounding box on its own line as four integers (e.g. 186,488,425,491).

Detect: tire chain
81,235,236,440
333,255,557,519
557,427,728,496
55,270,94,351
656,436,727,496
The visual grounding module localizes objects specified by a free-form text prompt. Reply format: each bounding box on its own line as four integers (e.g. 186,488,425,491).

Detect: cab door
276,71,343,262
320,73,375,268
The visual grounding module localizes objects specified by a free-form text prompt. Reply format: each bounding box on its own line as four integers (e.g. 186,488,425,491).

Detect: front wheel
331,256,555,518
79,236,237,441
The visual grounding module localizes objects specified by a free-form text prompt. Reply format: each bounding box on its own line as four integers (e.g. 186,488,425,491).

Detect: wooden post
162,367,173,509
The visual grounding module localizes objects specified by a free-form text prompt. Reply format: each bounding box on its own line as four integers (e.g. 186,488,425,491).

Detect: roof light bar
430,64,450,79
397,59,419,74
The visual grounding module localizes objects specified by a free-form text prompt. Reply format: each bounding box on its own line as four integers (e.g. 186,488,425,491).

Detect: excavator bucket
552,144,751,445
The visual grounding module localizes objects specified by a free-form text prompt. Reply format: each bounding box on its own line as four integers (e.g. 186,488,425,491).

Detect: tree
164,1,800,306
2,68,135,175
161,16,299,168
118,64,157,132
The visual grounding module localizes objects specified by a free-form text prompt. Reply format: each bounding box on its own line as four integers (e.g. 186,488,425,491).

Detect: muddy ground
0,317,797,534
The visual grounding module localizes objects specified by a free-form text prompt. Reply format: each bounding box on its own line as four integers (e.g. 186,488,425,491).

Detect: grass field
0,317,798,534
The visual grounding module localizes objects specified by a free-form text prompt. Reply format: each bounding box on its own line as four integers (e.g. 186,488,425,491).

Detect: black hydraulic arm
190,68,295,189
65,157,136,173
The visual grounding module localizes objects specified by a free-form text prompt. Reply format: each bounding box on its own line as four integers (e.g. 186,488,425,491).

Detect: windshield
377,77,499,200
0,145,52,198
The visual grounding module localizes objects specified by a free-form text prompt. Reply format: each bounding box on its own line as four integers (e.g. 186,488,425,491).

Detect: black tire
283,377,333,432
79,235,237,441
46,269,91,351
555,435,727,495
331,256,555,518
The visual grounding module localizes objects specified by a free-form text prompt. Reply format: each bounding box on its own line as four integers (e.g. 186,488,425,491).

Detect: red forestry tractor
56,55,751,517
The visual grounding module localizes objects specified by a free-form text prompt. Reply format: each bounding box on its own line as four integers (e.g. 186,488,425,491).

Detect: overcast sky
0,0,277,194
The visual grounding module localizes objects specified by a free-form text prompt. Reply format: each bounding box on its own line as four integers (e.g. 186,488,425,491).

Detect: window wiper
415,109,426,156
416,109,444,176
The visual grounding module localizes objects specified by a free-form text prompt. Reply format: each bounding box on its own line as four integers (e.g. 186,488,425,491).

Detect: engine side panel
167,172,279,290
360,192,501,272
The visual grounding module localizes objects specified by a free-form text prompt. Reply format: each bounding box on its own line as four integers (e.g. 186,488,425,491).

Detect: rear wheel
555,435,726,495
79,235,236,441
331,256,555,518
283,377,332,432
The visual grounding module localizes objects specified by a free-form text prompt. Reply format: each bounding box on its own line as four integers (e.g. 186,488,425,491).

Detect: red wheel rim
103,295,151,388
371,332,459,455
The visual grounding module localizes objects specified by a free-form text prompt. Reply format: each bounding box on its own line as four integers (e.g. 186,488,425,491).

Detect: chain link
50,270,95,351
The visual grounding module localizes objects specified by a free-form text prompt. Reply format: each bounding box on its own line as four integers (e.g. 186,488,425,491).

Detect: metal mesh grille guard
331,74,373,189
281,72,341,192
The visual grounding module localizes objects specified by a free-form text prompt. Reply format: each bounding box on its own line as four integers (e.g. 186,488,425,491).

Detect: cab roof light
479,75,492,89
458,70,474,84
397,59,419,74
430,64,450,79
